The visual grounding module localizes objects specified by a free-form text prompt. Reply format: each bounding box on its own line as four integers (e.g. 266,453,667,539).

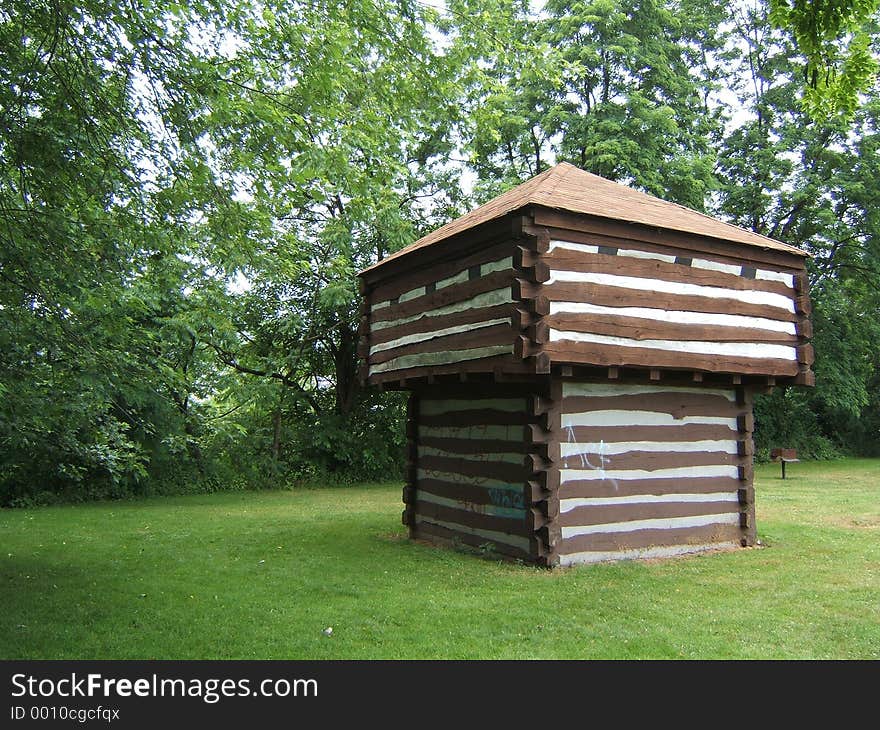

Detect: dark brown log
537,523,562,549
561,449,743,472
796,319,813,339
519,222,552,252
418,436,524,455
546,313,800,344
737,487,754,505
527,321,550,343
412,520,530,560
562,423,739,444
413,381,532,398
418,454,525,482
559,499,739,528
527,507,549,531
358,315,370,337
559,476,743,500
514,334,541,359
541,222,800,273
531,352,551,374
528,395,553,416
367,353,527,385
513,245,539,269
737,439,755,457
512,278,544,301
526,295,551,316
558,523,743,556
369,303,512,346
794,370,816,386
405,460,417,484
369,323,512,365
562,391,742,417
418,408,533,428
512,307,536,330
518,262,551,283
414,499,528,535
737,413,754,433
529,469,559,491
544,281,799,322
543,497,561,520
532,207,807,269
528,480,551,502
525,423,552,445
528,441,558,466
545,249,795,296
525,452,551,474
797,344,815,365
544,341,799,377
367,237,513,299
371,270,513,323
417,478,524,507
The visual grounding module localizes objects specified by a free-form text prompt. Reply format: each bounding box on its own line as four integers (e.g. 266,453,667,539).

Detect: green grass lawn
1,459,878,659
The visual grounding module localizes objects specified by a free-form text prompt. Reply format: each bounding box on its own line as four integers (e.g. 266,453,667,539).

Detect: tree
444,0,727,208
0,0,220,502
769,0,880,121
714,1,880,456
175,0,463,476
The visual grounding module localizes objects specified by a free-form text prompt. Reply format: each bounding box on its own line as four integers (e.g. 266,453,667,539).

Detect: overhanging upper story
357,163,814,390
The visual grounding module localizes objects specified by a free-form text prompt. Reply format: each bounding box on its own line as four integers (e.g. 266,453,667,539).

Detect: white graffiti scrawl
564,424,620,491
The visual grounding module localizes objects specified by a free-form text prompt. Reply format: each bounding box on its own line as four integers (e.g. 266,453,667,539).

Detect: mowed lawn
1,459,878,659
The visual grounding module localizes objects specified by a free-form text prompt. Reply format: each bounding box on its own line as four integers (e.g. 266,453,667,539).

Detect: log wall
359,209,814,388
555,380,755,566
542,232,811,379
364,242,516,382
404,389,536,560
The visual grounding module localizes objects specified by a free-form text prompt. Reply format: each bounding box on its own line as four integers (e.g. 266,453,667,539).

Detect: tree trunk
272,384,284,461
334,321,357,415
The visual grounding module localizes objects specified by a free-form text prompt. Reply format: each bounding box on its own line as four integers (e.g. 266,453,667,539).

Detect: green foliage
2,0,878,504
449,0,723,207
1,1,437,504
768,0,879,121
753,388,840,460
0,0,215,504
714,4,880,458
203,385,407,487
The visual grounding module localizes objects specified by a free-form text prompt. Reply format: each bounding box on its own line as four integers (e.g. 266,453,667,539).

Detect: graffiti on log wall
557,382,754,566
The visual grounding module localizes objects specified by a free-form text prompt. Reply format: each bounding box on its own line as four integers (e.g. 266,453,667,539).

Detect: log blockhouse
357,162,813,567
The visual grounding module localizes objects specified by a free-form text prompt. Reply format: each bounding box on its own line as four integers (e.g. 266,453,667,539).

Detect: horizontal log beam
544,281,799,322
545,249,795,297
544,341,799,377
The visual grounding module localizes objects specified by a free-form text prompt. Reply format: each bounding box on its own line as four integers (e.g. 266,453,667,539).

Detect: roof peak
362,162,806,274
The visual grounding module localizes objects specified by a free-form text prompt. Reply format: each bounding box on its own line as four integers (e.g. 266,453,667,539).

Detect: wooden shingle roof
363,162,806,273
